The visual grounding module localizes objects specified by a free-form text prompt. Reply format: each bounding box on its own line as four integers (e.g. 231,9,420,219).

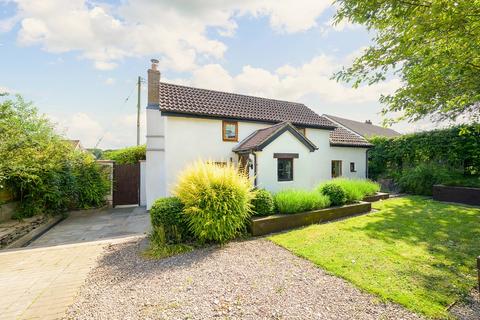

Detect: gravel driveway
65,238,427,319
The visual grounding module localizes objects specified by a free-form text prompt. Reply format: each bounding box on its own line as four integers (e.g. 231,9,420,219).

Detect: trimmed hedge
318,183,346,206
251,189,274,216
150,197,190,244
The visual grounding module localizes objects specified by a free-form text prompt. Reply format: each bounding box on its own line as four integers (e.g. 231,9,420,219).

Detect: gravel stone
450,289,480,320
65,238,424,320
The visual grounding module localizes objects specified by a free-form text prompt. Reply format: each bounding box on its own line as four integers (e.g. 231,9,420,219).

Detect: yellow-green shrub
174,160,255,243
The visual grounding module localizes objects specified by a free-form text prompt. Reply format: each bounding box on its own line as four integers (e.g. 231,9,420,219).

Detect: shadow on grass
350,196,480,299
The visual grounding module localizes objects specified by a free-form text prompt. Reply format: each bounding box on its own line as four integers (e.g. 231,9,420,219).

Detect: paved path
0,206,150,320
30,206,150,248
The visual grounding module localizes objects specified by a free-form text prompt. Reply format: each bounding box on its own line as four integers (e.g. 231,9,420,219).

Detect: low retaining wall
0,202,17,223
433,185,480,206
363,192,389,202
250,202,372,236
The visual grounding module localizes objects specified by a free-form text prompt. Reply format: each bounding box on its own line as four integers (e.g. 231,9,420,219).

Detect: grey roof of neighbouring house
233,122,318,152
324,114,401,138
158,82,336,129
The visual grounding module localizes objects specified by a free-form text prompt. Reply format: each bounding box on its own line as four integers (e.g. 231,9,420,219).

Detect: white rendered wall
164,117,269,194
146,108,166,209
148,115,368,202
256,128,367,193
139,160,146,206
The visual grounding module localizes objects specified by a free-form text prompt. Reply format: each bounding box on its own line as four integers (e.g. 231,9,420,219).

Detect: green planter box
250,201,371,236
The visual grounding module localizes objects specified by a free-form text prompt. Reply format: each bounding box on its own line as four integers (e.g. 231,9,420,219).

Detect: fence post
477,256,480,293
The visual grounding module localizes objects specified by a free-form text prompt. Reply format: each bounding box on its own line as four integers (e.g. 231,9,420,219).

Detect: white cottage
145,60,372,209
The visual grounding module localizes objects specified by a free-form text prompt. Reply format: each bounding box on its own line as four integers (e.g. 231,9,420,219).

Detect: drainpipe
366,148,370,179
252,151,257,187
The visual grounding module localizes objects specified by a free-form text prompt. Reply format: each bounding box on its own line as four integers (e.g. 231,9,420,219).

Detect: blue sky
0,0,426,149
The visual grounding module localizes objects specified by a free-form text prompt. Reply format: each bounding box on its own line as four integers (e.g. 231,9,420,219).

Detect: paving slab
29,206,150,248
0,206,150,320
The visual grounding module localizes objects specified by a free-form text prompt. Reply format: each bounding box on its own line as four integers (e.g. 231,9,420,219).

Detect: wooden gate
113,163,140,206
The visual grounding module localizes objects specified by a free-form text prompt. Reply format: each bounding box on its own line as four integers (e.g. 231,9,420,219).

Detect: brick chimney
365,120,372,125
147,59,160,108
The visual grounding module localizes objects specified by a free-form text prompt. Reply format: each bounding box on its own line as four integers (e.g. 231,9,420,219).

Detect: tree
333,0,480,124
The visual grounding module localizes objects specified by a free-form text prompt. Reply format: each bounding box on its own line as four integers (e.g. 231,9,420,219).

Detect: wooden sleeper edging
250,201,372,236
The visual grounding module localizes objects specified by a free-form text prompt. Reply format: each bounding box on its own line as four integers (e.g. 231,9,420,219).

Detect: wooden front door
113,163,140,206
238,154,250,175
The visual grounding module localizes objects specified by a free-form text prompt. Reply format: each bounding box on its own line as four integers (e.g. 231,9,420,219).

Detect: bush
318,183,347,206
274,189,331,214
251,189,274,216
174,161,255,243
1,95,110,218
150,197,190,244
102,145,146,164
397,163,452,195
320,178,380,203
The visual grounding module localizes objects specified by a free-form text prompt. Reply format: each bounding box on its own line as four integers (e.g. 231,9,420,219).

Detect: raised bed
433,184,480,206
250,201,371,236
363,192,389,202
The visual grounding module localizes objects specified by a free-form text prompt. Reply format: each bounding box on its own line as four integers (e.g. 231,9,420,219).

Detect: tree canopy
334,0,480,124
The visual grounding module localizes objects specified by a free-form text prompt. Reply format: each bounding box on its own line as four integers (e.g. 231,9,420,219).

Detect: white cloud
181,54,400,106
7,0,332,71
52,111,147,149
104,77,115,85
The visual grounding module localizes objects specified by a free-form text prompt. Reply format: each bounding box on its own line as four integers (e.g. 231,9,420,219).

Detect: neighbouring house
66,139,87,152
323,114,401,139
145,60,372,208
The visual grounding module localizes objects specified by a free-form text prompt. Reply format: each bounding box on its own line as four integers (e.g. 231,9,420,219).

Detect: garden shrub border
250,201,371,236
432,184,480,206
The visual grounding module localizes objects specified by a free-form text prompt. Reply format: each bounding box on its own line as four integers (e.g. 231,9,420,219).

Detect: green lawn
269,196,480,318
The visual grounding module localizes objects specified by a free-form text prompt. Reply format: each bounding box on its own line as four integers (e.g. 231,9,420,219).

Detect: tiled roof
233,122,317,152
158,82,336,129
330,127,372,147
324,114,401,138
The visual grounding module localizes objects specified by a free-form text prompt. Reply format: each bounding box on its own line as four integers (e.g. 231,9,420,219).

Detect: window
332,160,342,178
222,121,238,141
277,158,293,181
350,162,356,172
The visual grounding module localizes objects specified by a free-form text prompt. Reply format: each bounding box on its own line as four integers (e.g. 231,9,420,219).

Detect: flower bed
250,201,371,236
433,184,480,206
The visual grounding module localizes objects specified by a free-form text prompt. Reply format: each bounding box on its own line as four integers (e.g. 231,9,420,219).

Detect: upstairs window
222,121,238,141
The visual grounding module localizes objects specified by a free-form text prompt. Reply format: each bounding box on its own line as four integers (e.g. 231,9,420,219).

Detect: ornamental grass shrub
150,197,191,244
251,189,274,216
274,189,330,214
174,160,255,244
319,178,380,203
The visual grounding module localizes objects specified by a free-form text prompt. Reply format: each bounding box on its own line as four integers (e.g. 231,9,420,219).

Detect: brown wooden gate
113,163,140,206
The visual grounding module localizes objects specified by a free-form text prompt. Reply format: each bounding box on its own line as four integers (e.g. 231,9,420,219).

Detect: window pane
224,122,237,139
278,158,293,181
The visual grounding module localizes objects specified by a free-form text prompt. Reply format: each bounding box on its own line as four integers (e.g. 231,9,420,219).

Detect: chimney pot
365,120,372,124
150,58,159,70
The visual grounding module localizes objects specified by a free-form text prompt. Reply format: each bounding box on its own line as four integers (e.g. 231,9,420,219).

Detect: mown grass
269,196,480,318
274,189,330,214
